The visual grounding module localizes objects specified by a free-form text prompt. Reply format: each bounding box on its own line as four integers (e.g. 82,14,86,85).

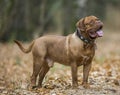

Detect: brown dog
15,16,103,89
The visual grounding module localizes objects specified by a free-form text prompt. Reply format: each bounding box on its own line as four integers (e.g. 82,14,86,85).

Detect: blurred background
0,1,120,94
0,0,120,42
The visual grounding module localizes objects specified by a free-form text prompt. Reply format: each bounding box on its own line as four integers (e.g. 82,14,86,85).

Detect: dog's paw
82,82,90,89
27,85,37,90
72,83,78,89
29,83,38,89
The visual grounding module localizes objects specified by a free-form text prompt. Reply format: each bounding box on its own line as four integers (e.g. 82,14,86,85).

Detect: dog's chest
70,34,95,57
75,49,94,66
71,43,94,56
69,43,95,65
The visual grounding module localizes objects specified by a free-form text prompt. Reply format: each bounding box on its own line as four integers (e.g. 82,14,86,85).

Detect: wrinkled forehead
84,16,98,24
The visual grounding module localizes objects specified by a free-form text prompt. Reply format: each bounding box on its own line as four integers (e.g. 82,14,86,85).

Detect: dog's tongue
96,30,103,37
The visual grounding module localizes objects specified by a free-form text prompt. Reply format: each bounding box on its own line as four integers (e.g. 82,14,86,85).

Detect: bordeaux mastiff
15,15,103,88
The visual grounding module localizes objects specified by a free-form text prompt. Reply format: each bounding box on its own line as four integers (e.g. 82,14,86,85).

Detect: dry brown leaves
0,32,120,95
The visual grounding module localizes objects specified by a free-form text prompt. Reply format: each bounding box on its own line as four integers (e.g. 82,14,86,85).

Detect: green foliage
108,0,120,6
86,0,107,20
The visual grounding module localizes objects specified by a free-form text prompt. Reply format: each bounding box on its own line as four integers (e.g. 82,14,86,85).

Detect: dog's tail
14,40,35,53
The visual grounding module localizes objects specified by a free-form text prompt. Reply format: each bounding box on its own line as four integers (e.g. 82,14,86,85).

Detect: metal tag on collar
84,39,89,43
80,36,83,40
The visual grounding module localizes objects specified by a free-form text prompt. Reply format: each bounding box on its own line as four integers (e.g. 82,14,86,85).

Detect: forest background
0,0,120,42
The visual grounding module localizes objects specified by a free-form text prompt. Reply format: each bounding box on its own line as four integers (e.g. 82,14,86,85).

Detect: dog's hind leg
31,44,47,89
30,56,44,89
37,63,50,88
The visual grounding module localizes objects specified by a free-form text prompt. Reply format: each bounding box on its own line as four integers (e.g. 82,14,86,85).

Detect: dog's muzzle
89,21,103,38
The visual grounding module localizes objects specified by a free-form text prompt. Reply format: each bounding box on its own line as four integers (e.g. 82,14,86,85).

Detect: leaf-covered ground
0,31,120,95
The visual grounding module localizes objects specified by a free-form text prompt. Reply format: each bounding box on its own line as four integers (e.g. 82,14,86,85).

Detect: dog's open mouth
89,29,103,39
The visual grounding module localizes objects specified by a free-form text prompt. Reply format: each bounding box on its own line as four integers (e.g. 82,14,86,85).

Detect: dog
14,15,103,89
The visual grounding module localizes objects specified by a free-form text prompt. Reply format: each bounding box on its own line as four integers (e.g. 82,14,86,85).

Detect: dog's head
76,16,103,39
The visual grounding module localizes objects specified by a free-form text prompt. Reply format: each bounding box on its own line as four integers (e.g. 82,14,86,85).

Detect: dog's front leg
82,61,92,88
71,62,78,88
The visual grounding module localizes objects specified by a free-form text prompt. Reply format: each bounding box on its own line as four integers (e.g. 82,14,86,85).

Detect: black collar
75,28,93,44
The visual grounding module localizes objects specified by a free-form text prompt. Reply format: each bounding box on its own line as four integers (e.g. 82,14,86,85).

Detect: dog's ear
76,18,85,31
